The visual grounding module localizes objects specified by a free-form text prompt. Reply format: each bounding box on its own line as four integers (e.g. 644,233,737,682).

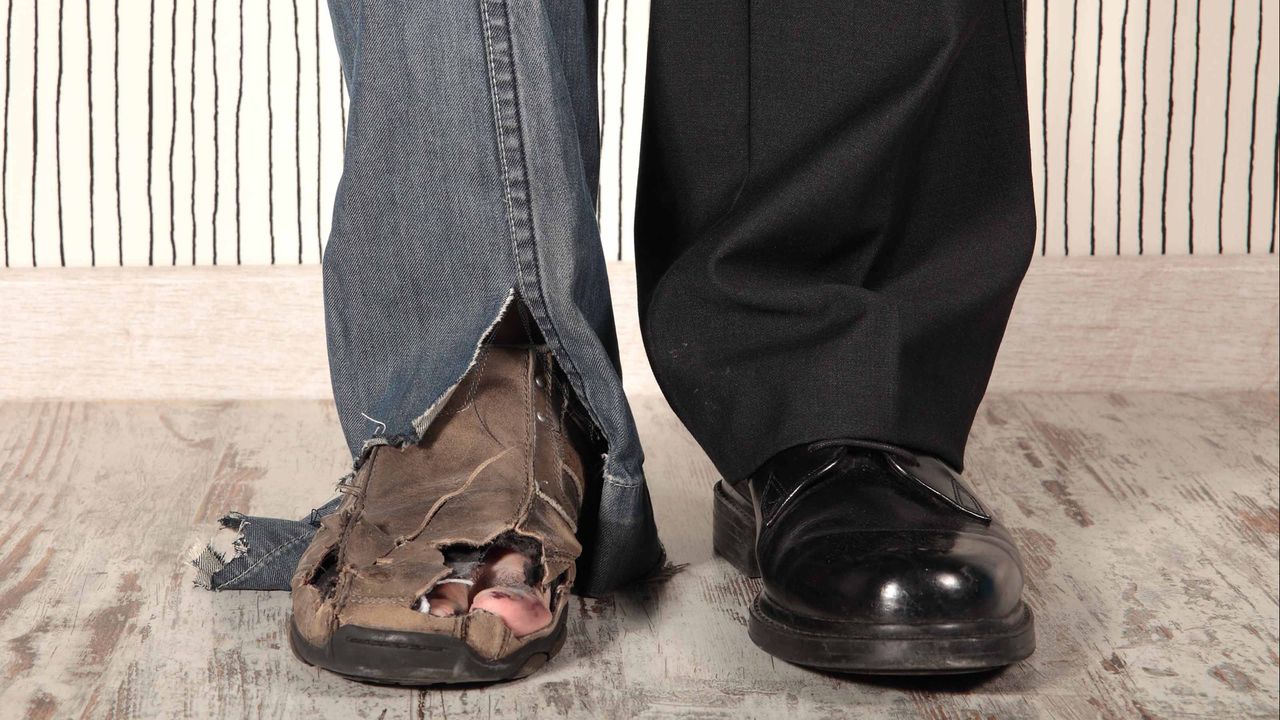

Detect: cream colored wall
0,0,1275,267
1028,0,1280,256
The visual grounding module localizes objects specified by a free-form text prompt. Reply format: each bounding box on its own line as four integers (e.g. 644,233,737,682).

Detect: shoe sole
288,612,567,686
712,480,1036,674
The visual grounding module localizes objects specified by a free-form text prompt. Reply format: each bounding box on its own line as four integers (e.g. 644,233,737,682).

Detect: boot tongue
732,441,846,493
878,450,992,523
744,442,849,530
778,442,849,480
809,439,994,523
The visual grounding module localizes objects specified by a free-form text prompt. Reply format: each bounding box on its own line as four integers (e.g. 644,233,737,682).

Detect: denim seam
213,530,314,591
477,0,640,490
323,0,368,429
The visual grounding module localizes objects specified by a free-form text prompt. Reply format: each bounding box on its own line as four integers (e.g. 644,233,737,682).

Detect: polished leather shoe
712,439,1035,674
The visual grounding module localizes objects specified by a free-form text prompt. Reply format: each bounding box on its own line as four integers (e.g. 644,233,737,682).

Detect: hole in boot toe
412,531,550,629
308,549,341,599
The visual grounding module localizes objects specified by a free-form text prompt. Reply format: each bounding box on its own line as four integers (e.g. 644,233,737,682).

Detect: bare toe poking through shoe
421,580,471,617
470,548,552,637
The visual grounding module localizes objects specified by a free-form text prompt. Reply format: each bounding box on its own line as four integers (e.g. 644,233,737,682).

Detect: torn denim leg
189,497,342,591
186,298,517,596
312,0,664,595
188,291,660,597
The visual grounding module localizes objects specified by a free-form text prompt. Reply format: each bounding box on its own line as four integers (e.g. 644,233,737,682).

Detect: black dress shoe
712,439,1035,674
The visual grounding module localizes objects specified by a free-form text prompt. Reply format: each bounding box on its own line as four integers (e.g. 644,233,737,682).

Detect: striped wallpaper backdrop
0,0,1276,267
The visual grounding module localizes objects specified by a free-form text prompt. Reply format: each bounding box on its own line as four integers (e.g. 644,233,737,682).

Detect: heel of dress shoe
712,480,761,578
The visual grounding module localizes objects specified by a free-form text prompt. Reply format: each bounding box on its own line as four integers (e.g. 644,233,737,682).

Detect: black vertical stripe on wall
1244,0,1263,254
1116,0,1130,256
293,0,302,264
616,0,626,261
267,0,276,264
146,0,155,265
188,0,197,265
55,0,63,266
29,0,38,267
1271,92,1278,254
86,0,96,266
594,0,609,216
113,0,123,265
1040,0,1049,255
314,0,321,256
1216,0,1238,255
212,0,220,265
1160,0,1179,255
1186,0,1202,254
1088,0,1103,255
1138,0,1152,254
167,0,177,264
598,0,609,181
2,0,10,268
235,0,243,263
1063,0,1080,255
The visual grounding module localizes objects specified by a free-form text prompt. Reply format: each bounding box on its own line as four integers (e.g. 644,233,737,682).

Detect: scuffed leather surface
291,345,585,659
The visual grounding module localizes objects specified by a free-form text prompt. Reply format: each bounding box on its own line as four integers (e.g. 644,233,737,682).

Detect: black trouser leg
635,0,1036,480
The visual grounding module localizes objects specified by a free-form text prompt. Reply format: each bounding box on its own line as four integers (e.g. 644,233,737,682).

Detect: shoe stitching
560,461,585,498
389,447,515,553
330,450,378,623
533,487,575,527
347,594,417,605
508,348,538,530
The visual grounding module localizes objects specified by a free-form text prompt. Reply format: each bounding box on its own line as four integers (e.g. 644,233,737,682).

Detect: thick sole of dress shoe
288,613,566,686
712,480,1036,674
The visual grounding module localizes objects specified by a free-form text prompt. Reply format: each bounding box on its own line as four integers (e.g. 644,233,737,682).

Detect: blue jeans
192,0,663,596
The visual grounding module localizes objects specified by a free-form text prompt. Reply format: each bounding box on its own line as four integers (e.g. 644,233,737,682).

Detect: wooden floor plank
0,392,1276,718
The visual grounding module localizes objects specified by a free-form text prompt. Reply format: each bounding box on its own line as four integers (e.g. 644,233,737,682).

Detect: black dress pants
636,0,1036,480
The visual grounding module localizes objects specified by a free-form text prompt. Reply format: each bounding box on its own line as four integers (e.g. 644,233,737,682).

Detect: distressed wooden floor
0,392,1276,719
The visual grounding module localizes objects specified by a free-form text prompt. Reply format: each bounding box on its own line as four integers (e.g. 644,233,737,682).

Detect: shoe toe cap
761,530,1026,624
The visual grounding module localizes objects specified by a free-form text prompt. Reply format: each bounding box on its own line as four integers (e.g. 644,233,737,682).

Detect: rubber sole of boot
712,480,1036,674
288,612,566,686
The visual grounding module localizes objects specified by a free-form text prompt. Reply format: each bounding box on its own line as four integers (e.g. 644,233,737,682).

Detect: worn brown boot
288,323,589,685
